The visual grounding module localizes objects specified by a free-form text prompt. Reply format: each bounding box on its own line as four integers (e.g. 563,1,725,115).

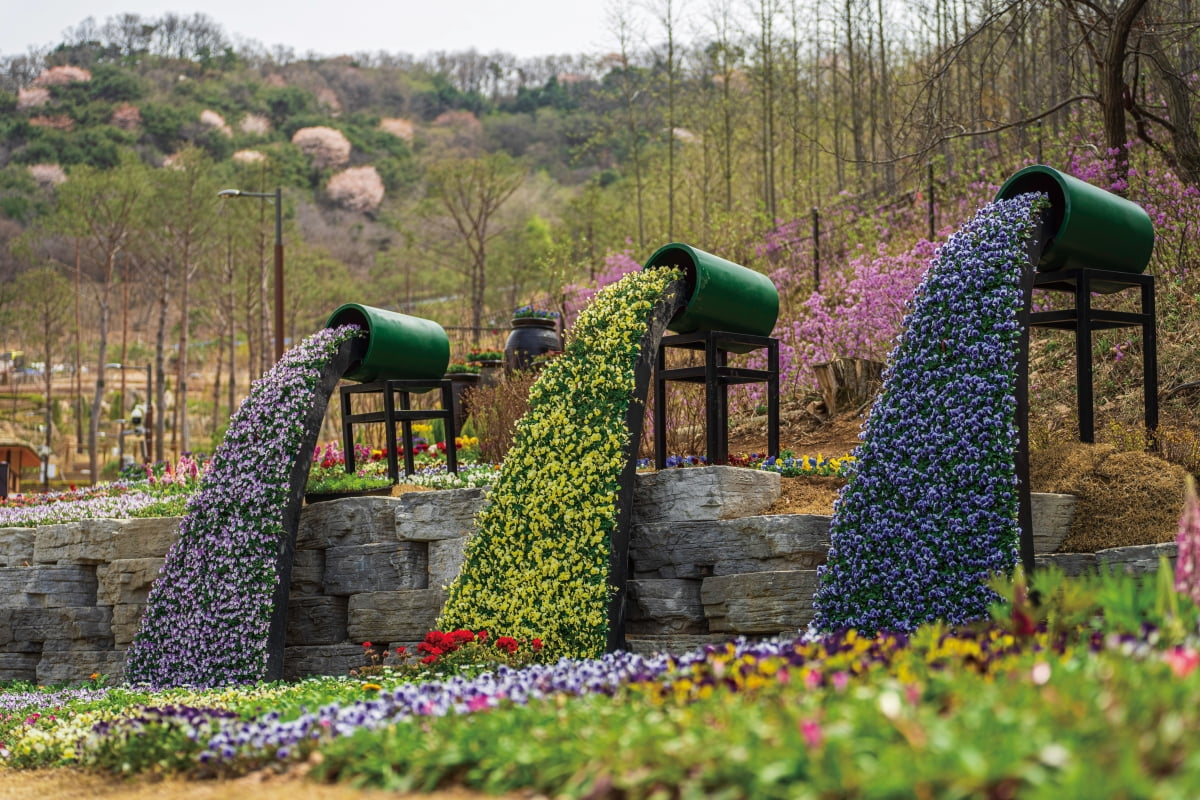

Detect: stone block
0,565,98,608
111,603,145,647
0,527,35,566
1031,493,1075,554
286,596,348,646
36,650,125,685
297,497,402,550
631,514,830,579
1035,552,1099,577
428,539,467,589
347,589,447,643
283,644,364,681
34,522,112,564
110,517,182,560
633,467,781,526
324,543,428,596
96,558,163,606
701,570,820,635
0,652,39,682
13,607,113,650
395,488,487,541
289,549,325,595
1097,543,1176,576
627,579,707,635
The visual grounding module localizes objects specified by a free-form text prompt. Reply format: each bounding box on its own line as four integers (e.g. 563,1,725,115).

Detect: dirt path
0,769,507,800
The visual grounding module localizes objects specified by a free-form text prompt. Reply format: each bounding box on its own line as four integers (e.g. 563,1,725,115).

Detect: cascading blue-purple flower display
124,325,362,688
813,194,1044,634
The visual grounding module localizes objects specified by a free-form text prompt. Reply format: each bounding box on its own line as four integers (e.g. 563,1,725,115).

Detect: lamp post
105,363,153,466
218,187,284,361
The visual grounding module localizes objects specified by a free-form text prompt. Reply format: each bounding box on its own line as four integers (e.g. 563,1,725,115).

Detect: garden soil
0,768,508,800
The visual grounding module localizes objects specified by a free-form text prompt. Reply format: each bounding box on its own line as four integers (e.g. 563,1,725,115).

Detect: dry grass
1030,442,1188,552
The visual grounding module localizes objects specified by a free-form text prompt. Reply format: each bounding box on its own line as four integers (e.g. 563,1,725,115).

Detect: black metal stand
652,330,780,468
1028,268,1158,444
340,379,459,482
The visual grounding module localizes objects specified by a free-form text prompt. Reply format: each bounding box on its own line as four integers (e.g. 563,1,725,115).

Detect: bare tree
424,153,525,342
40,155,147,482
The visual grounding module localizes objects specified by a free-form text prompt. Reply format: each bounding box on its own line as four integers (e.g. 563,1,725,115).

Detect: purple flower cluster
813,194,1044,634
196,638,801,765
123,325,362,689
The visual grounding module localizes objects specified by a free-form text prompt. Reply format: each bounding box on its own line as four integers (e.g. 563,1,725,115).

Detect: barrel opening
327,305,371,376
644,248,698,310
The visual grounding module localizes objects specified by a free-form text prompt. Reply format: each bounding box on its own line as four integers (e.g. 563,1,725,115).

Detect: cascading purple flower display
124,325,362,689
813,194,1044,634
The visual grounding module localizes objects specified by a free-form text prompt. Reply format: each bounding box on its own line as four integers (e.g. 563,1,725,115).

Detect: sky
0,0,618,60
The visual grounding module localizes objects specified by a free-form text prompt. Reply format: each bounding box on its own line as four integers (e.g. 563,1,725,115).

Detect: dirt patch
390,483,434,497
0,768,501,800
1030,442,1188,552
763,476,845,516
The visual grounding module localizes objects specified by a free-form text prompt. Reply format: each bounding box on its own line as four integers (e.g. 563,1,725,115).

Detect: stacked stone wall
0,468,1143,682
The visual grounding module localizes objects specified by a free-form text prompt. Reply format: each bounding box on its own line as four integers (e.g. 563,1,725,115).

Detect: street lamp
218,187,284,361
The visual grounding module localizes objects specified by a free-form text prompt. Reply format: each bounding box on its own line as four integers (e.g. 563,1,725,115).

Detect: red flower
451,629,475,644
361,641,372,649
531,638,543,651
395,646,407,656
495,636,519,655
476,630,488,641
420,655,438,665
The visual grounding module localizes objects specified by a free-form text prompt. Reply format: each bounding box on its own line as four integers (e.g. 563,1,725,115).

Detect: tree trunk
154,267,169,464
1102,0,1152,183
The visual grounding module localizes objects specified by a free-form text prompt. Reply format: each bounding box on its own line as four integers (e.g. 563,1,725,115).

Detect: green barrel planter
995,165,1155,283
642,242,779,339
325,303,450,383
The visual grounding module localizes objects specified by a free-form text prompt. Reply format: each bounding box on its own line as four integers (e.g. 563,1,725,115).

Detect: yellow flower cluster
438,269,681,657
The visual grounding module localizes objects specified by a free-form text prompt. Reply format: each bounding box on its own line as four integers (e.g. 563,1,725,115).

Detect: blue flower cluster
124,325,363,688
813,194,1044,634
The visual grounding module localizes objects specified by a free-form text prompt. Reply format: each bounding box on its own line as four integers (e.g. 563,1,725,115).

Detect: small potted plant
444,362,481,430
505,306,562,371
468,349,505,388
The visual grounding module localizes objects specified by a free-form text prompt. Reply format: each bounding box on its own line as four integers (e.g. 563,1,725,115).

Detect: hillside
0,8,1196,484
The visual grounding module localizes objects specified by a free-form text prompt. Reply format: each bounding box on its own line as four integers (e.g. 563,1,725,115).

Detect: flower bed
3,563,1200,796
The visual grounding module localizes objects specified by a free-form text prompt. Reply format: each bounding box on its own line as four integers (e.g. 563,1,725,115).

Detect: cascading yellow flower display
439,268,680,657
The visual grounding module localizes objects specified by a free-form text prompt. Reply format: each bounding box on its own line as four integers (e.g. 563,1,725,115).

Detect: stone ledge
701,570,820,635
347,589,447,643
395,488,488,541
0,565,98,608
324,543,428,596
633,467,780,525
632,514,830,579
0,527,35,566
297,497,403,550
627,579,707,635
286,595,348,645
